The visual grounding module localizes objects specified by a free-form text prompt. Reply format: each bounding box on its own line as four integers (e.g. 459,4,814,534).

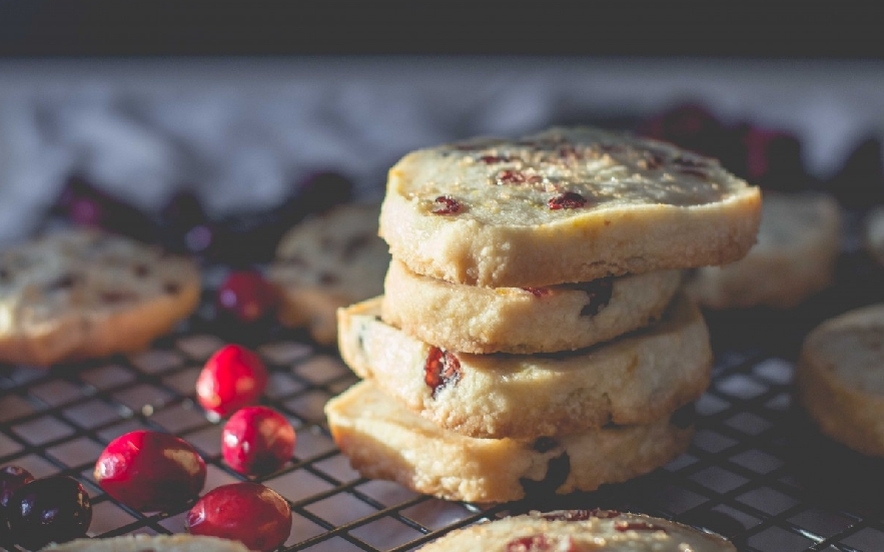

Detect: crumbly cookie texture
267,203,390,345
325,381,693,504
338,294,710,439
41,535,250,551
0,229,200,367
797,303,884,457
383,259,682,354
416,509,735,552
685,191,841,309
379,126,761,288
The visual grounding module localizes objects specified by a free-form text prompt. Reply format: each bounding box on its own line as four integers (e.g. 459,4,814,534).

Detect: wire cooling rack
3,226,884,552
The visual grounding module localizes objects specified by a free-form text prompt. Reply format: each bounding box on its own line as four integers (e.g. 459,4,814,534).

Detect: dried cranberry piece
548,192,587,210
614,520,667,532
519,452,570,497
424,347,461,398
523,287,551,298
505,534,578,552
496,170,543,186
572,278,613,317
478,155,510,164
431,196,462,215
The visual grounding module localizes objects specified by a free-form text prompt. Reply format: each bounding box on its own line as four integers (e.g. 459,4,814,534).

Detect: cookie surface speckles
415,509,735,551
338,294,711,439
382,259,682,354
379,126,761,287
0,229,200,367
325,381,693,504
267,203,390,345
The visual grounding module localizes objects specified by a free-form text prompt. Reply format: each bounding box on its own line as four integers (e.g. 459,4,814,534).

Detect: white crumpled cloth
1,56,883,245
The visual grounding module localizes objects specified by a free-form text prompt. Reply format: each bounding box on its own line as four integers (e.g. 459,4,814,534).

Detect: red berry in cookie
94,429,206,512
186,482,292,552
548,192,587,210
431,195,462,215
217,270,277,323
196,344,269,418
6,475,92,550
222,406,296,476
424,347,461,398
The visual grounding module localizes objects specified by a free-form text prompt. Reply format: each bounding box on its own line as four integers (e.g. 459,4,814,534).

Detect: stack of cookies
325,126,762,503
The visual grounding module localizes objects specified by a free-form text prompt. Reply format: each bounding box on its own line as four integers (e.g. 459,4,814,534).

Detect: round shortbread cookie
382,259,683,354
338,294,711,439
0,229,201,367
41,534,249,551
685,191,841,309
379,126,761,288
415,509,735,552
796,303,884,457
267,203,390,345
325,381,694,504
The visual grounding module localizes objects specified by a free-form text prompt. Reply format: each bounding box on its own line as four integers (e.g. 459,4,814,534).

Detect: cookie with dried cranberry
267,203,390,345
338,294,710,439
415,509,735,551
41,534,250,551
0,229,200,367
796,303,884,457
325,380,694,504
379,126,761,288
685,191,841,309
382,259,682,354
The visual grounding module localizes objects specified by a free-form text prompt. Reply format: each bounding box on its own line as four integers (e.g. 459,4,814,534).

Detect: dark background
1,1,881,59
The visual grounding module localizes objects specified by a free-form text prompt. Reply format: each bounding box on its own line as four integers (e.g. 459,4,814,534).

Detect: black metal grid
3,233,884,552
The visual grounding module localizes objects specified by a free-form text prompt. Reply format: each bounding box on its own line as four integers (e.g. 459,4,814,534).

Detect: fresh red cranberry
196,344,269,418
216,270,277,324
222,406,296,476
6,475,92,550
186,482,292,552
431,195,462,215
94,429,206,512
548,192,587,210
424,347,461,398
0,465,34,510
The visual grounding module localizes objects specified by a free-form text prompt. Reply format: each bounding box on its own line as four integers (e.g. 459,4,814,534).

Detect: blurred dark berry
294,170,354,214
209,171,354,266
826,137,884,209
159,190,215,256
638,102,724,155
739,124,808,191
216,270,277,323
54,174,159,243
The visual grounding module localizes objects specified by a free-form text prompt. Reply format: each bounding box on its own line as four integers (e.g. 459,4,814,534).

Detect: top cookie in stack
326,126,761,503
379,126,761,290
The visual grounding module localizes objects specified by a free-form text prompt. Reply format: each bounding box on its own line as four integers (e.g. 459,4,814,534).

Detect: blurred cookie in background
685,191,842,310
267,203,389,346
